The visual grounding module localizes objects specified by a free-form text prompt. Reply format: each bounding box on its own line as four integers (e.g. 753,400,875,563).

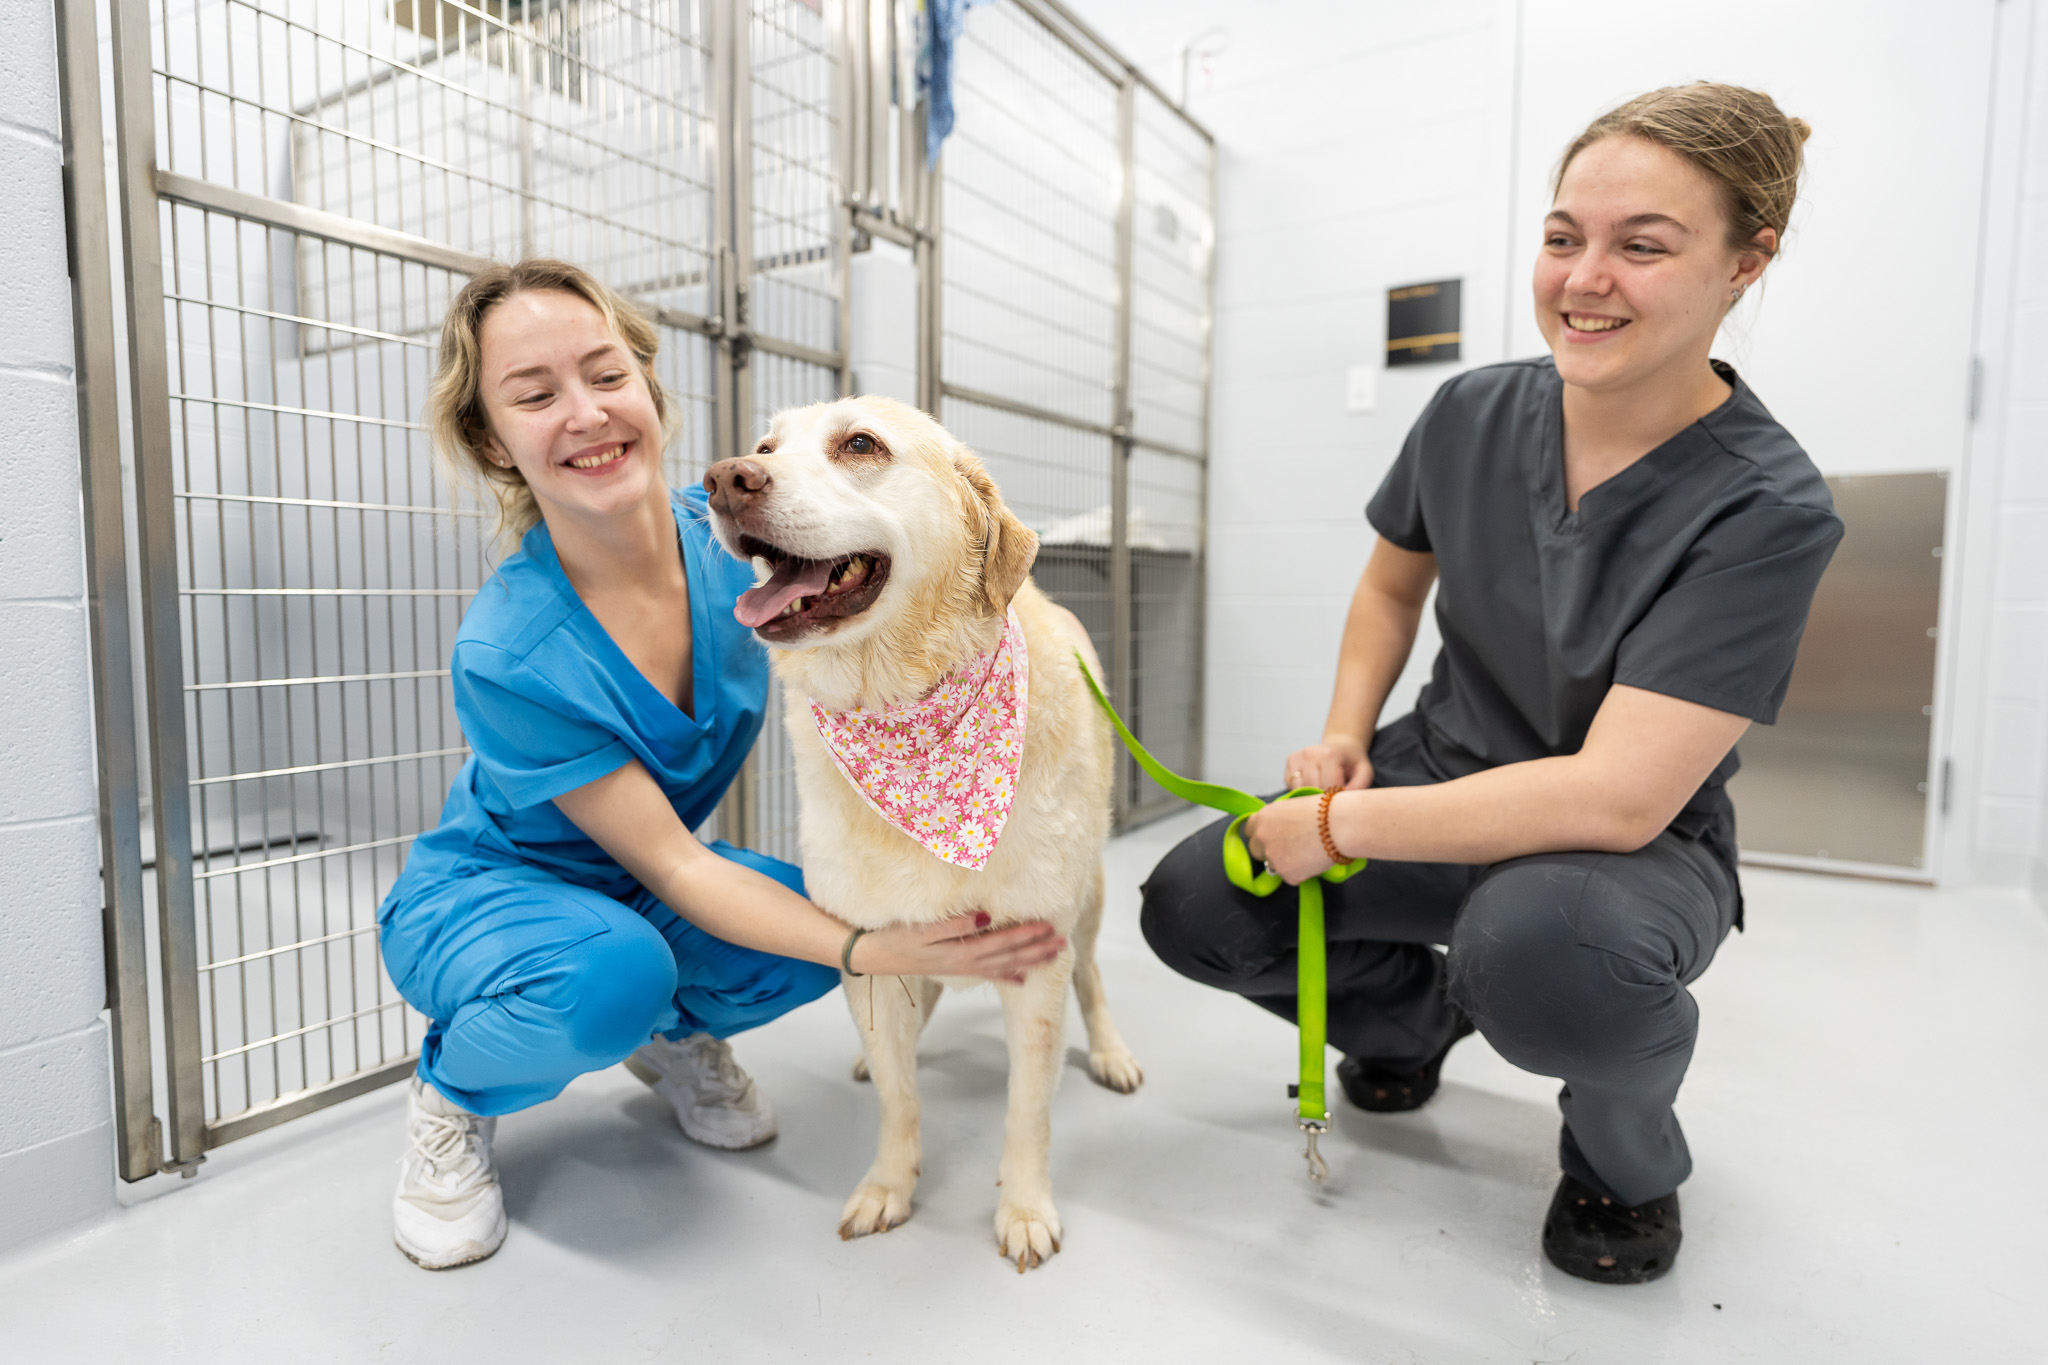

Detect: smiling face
475,289,667,527
1534,135,1774,394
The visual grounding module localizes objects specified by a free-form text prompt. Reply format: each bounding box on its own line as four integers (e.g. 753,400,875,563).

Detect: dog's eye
844,433,876,455
754,442,774,456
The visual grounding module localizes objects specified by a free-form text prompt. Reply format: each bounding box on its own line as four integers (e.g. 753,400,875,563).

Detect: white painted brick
1212,295,1380,386
1206,663,1334,743
1208,521,1374,599
1995,505,2048,603
0,367,85,601
1191,31,1495,160
1990,607,2048,703
1981,702,2046,800
0,816,103,1050
1200,735,1278,794
0,130,75,375
0,0,58,140
2031,9,2048,162
2000,404,2048,503
0,1124,113,1257
2017,198,2048,309
1204,432,1385,520
1979,798,2040,856
2011,307,2048,410
1209,591,1353,667
1217,111,1496,239
1220,200,1489,313
0,604,96,827
0,1022,111,1154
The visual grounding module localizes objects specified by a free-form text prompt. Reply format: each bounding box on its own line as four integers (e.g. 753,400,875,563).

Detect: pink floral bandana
808,607,1029,871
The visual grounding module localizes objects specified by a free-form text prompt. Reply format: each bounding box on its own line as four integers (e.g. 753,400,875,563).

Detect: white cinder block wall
1955,0,2048,904
0,1,117,1254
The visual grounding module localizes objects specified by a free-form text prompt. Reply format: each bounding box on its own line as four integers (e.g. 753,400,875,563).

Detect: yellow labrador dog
702,395,1142,1271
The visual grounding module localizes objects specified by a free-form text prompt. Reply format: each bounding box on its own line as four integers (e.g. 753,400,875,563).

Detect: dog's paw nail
1088,1050,1145,1093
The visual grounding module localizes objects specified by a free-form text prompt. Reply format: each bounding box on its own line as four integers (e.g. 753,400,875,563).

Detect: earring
1730,285,1746,301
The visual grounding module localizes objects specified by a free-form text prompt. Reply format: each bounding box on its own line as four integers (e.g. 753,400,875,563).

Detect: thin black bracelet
841,926,869,977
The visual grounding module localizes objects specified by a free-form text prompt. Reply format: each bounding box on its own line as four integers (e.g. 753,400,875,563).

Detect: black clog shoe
1335,1012,1476,1113
1541,1174,1682,1284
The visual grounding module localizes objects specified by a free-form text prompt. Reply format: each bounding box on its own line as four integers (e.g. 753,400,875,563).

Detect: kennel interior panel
119,0,728,1144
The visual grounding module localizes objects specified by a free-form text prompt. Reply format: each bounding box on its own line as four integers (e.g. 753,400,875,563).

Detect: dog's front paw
994,1198,1063,1272
838,1179,913,1240
1087,1046,1144,1094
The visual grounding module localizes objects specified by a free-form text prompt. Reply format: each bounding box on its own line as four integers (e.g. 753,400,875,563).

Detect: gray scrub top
1366,357,1843,871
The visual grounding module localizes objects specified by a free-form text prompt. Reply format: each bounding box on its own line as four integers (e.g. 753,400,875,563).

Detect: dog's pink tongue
735,556,836,628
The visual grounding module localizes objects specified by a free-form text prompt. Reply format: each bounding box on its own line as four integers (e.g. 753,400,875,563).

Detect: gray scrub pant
1138,713,1739,1207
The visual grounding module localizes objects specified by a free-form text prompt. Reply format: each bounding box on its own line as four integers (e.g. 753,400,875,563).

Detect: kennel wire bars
61,0,1210,1183
937,0,1213,823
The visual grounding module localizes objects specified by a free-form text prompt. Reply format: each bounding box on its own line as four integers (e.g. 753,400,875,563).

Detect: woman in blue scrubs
378,259,1064,1270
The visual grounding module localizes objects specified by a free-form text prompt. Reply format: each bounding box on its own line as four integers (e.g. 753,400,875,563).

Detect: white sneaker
392,1078,507,1270
624,1032,778,1150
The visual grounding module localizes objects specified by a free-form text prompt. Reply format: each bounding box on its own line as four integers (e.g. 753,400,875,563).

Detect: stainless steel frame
56,0,155,1184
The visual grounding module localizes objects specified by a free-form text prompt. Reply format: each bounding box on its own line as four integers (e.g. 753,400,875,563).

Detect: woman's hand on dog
1282,739,1373,793
849,912,1066,983
1244,796,1338,887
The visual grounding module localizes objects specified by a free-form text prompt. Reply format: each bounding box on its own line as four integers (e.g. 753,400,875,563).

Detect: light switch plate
1346,363,1378,412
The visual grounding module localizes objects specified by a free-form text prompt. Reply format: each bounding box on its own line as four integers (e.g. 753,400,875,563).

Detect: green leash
1076,656,1365,1182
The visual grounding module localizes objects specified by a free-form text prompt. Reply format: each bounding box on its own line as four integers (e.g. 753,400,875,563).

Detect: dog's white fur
705,396,1141,1270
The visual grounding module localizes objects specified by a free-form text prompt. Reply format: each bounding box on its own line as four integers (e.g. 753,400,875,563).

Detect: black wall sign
1386,279,1462,366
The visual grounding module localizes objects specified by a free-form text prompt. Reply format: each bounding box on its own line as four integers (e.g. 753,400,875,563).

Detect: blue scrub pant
379,841,840,1116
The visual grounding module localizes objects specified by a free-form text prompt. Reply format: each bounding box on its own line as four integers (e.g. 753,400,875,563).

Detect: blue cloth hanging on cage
918,0,994,168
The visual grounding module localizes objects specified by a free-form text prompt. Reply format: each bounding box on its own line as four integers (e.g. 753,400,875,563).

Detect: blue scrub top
387,483,767,904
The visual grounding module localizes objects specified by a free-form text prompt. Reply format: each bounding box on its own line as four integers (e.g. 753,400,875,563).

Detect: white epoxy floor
5,808,2045,1363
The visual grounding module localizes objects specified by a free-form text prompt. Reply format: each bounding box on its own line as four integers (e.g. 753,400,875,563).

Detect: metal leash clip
1299,1118,1330,1183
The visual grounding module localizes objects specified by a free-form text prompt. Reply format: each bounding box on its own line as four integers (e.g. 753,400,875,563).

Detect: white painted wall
1082,0,2037,889
1942,0,2048,900
1079,0,1516,793
0,1,116,1255
1508,0,1996,479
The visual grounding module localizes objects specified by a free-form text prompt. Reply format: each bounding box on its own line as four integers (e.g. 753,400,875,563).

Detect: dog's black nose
703,457,771,518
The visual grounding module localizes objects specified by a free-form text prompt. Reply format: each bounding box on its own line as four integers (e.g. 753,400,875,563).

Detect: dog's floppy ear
955,451,1038,615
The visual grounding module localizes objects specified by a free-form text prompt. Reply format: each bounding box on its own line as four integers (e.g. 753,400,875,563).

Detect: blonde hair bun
1556,82,1810,256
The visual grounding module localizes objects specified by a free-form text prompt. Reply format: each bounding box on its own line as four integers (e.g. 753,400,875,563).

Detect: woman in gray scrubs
1140,83,1839,1285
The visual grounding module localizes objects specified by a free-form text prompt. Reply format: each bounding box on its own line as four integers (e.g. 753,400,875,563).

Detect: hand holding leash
1281,738,1374,793
1244,794,1355,886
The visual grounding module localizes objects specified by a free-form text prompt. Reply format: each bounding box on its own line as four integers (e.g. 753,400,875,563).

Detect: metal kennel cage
58,0,1210,1183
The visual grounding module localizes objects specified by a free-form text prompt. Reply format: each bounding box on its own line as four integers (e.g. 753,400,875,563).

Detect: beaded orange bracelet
1316,788,1349,865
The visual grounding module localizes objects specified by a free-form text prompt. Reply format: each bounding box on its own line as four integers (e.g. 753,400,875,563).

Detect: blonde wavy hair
428,258,677,553
1558,82,1812,257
